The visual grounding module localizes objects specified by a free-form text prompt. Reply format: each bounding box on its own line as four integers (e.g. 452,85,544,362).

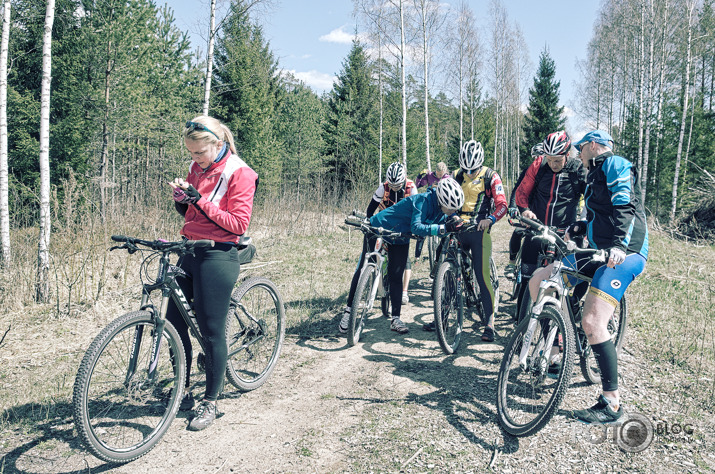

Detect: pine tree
521,48,565,166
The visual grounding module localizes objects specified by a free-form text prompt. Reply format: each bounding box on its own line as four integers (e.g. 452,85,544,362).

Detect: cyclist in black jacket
505,142,544,279
512,131,586,276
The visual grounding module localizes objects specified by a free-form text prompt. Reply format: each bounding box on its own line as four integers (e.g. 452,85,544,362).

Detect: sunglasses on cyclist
185,121,220,140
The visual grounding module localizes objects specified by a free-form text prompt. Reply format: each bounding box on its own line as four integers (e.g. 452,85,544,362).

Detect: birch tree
412,0,445,173
202,0,217,115
36,0,55,303
0,0,10,266
671,0,697,223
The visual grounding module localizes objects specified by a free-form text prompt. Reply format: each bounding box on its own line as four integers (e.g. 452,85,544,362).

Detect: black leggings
348,235,410,318
166,244,240,402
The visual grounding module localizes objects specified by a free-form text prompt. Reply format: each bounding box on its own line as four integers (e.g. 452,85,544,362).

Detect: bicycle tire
579,296,628,385
225,277,286,391
348,264,377,346
434,260,463,354
428,235,438,273
380,271,391,318
73,311,185,463
496,305,575,437
516,292,532,325
490,257,500,315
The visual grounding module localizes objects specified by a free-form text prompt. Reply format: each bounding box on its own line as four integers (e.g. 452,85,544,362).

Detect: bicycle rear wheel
434,261,463,354
225,277,286,391
579,296,628,385
490,257,500,315
348,264,377,346
72,311,185,463
496,305,574,437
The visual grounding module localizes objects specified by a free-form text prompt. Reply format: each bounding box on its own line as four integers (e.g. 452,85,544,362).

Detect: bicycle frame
126,250,206,390
359,236,389,312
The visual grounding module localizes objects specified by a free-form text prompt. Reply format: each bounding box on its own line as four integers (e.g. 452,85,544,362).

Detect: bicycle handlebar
509,215,607,262
344,214,411,239
110,235,215,254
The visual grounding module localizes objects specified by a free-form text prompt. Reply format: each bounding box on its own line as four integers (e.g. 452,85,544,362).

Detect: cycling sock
591,340,618,392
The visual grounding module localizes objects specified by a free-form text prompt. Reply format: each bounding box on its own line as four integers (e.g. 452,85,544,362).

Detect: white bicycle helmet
436,178,465,210
542,131,571,156
459,140,484,172
385,162,406,186
530,142,544,157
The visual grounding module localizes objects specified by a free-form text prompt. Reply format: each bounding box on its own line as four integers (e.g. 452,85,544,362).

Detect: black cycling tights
166,245,240,402
347,235,409,318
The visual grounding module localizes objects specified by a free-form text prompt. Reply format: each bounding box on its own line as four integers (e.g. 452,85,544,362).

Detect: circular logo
611,279,622,289
617,413,653,453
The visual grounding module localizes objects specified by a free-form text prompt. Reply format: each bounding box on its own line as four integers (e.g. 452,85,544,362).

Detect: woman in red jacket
168,115,258,431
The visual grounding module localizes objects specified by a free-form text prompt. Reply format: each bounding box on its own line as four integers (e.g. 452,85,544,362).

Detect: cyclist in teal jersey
340,179,465,334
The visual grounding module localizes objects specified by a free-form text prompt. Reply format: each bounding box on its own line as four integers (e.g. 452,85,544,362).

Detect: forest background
0,0,714,304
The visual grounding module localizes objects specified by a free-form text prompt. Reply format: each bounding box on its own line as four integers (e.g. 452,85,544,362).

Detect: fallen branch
401,446,423,470
0,324,10,349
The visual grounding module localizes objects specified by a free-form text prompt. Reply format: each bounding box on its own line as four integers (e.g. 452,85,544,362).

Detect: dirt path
4,265,714,473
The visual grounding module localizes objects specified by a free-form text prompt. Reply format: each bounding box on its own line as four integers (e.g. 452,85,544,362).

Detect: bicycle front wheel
72,311,185,463
348,264,377,346
428,235,438,273
225,277,286,391
434,261,463,354
579,296,628,385
496,305,575,437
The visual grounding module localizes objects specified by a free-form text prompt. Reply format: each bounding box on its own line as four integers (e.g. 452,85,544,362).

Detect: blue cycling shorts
562,252,646,307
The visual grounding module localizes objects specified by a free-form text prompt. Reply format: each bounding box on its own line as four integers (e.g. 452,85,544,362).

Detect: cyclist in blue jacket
528,130,648,425
340,178,465,334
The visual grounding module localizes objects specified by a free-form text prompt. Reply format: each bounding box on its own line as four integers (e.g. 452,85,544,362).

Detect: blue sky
170,0,601,134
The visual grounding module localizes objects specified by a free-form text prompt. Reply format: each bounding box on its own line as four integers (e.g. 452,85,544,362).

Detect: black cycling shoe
569,395,623,424
179,392,195,411
422,321,436,332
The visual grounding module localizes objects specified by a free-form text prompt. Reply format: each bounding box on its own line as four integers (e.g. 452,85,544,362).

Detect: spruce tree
521,48,565,166
324,40,378,191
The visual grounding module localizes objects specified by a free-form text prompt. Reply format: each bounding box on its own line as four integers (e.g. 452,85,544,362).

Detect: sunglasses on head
185,121,220,140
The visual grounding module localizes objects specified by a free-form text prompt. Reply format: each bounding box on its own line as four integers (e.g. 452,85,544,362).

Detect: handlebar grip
111,235,129,242
352,209,368,220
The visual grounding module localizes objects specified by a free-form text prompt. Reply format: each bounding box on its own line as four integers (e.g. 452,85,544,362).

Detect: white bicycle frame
361,237,387,311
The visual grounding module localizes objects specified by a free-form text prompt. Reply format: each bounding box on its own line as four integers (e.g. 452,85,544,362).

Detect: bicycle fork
518,279,563,371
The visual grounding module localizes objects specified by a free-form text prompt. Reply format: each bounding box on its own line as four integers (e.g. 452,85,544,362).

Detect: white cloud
319,26,356,44
285,69,337,93
320,25,369,45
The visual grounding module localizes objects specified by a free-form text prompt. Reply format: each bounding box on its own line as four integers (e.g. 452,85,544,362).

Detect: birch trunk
0,0,10,266
671,0,696,224
36,0,55,303
399,0,407,167
202,0,216,115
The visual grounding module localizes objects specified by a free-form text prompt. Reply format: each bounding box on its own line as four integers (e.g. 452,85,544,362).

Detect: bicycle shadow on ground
0,400,118,474
338,278,522,455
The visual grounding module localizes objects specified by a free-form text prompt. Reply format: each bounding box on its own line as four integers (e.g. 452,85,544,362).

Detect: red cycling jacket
514,156,586,228
181,153,258,243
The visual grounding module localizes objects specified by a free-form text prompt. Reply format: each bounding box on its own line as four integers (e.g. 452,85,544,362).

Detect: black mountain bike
343,213,408,346
72,236,286,463
432,221,500,354
495,216,627,437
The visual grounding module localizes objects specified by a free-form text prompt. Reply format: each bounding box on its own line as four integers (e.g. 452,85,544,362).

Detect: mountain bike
343,213,409,346
427,234,439,273
495,215,627,437
431,221,500,354
72,236,286,463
